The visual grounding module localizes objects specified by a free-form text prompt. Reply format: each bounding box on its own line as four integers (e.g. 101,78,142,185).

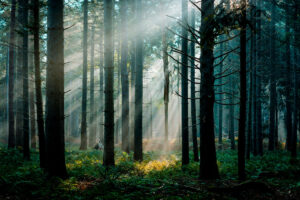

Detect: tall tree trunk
163,20,169,146
16,1,23,148
103,0,115,166
229,77,235,150
22,0,30,160
181,0,189,166
29,31,36,149
99,26,104,143
134,0,143,161
238,0,247,180
190,8,198,162
33,0,46,168
8,0,17,149
120,0,129,153
256,1,263,156
269,2,277,151
45,0,67,178
291,3,299,158
80,0,88,150
285,7,293,152
89,23,96,147
199,0,219,179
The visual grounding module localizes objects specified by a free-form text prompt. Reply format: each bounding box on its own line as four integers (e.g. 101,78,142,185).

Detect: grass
0,145,299,199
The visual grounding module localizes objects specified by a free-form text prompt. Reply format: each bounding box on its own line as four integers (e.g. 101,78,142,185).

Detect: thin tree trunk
256,1,263,156
99,26,104,143
22,0,30,160
238,0,247,180
103,0,115,166
80,0,88,150
181,0,189,166
162,24,169,146
16,1,23,148
33,0,46,168
89,22,96,147
268,2,277,151
190,8,198,162
45,0,67,178
120,0,129,153
8,0,17,149
285,7,293,152
134,0,143,161
29,31,36,149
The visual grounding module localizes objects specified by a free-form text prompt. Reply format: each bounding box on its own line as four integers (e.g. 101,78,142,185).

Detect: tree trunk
181,0,189,166
8,0,17,149
190,8,198,162
134,0,143,161
229,77,235,150
29,31,36,149
120,0,130,153
284,7,293,152
163,21,169,146
89,22,96,147
268,2,277,151
103,0,115,166
80,0,88,150
33,0,46,168
256,1,263,156
16,1,23,149
22,0,30,160
99,26,104,143
238,0,247,180
199,0,219,179
45,0,68,178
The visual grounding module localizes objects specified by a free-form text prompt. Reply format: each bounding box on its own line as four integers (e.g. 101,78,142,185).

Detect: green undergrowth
0,146,299,199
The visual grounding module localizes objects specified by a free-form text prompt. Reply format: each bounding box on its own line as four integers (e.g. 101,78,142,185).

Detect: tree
33,0,46,168
238,0,247,181
190,7,198,162
103,0,115,166
80,0,88,150
181,0,189,166
199,0,219,179
8,0,17,149
89,4,96,147
284,4,293,153
120,0,130,153
162,8,169,146
16,0,23,148
22,0,30,160
99,24,104,144
268,1,277,151
134,0,143,161
45,0,68,178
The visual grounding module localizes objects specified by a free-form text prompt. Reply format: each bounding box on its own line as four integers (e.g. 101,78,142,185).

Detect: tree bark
33,0,46,168
199,0,219,179
8,0,17,149
134,0,143,161
268,2,277,151
181,0,189,166
89,22,96,147
238,0,247,180
80,0,88,150
45,0,68,178
21,0,30,160
103,0,115,166
190,8,198,162
120,0,130,153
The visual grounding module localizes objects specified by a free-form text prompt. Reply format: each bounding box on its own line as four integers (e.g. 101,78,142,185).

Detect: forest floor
0,144,300,200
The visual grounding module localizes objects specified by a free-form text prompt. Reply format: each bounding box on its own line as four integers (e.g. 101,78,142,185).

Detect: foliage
0,147,299,199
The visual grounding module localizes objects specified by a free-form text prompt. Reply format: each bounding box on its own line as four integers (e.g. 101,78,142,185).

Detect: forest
0,0,300,199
